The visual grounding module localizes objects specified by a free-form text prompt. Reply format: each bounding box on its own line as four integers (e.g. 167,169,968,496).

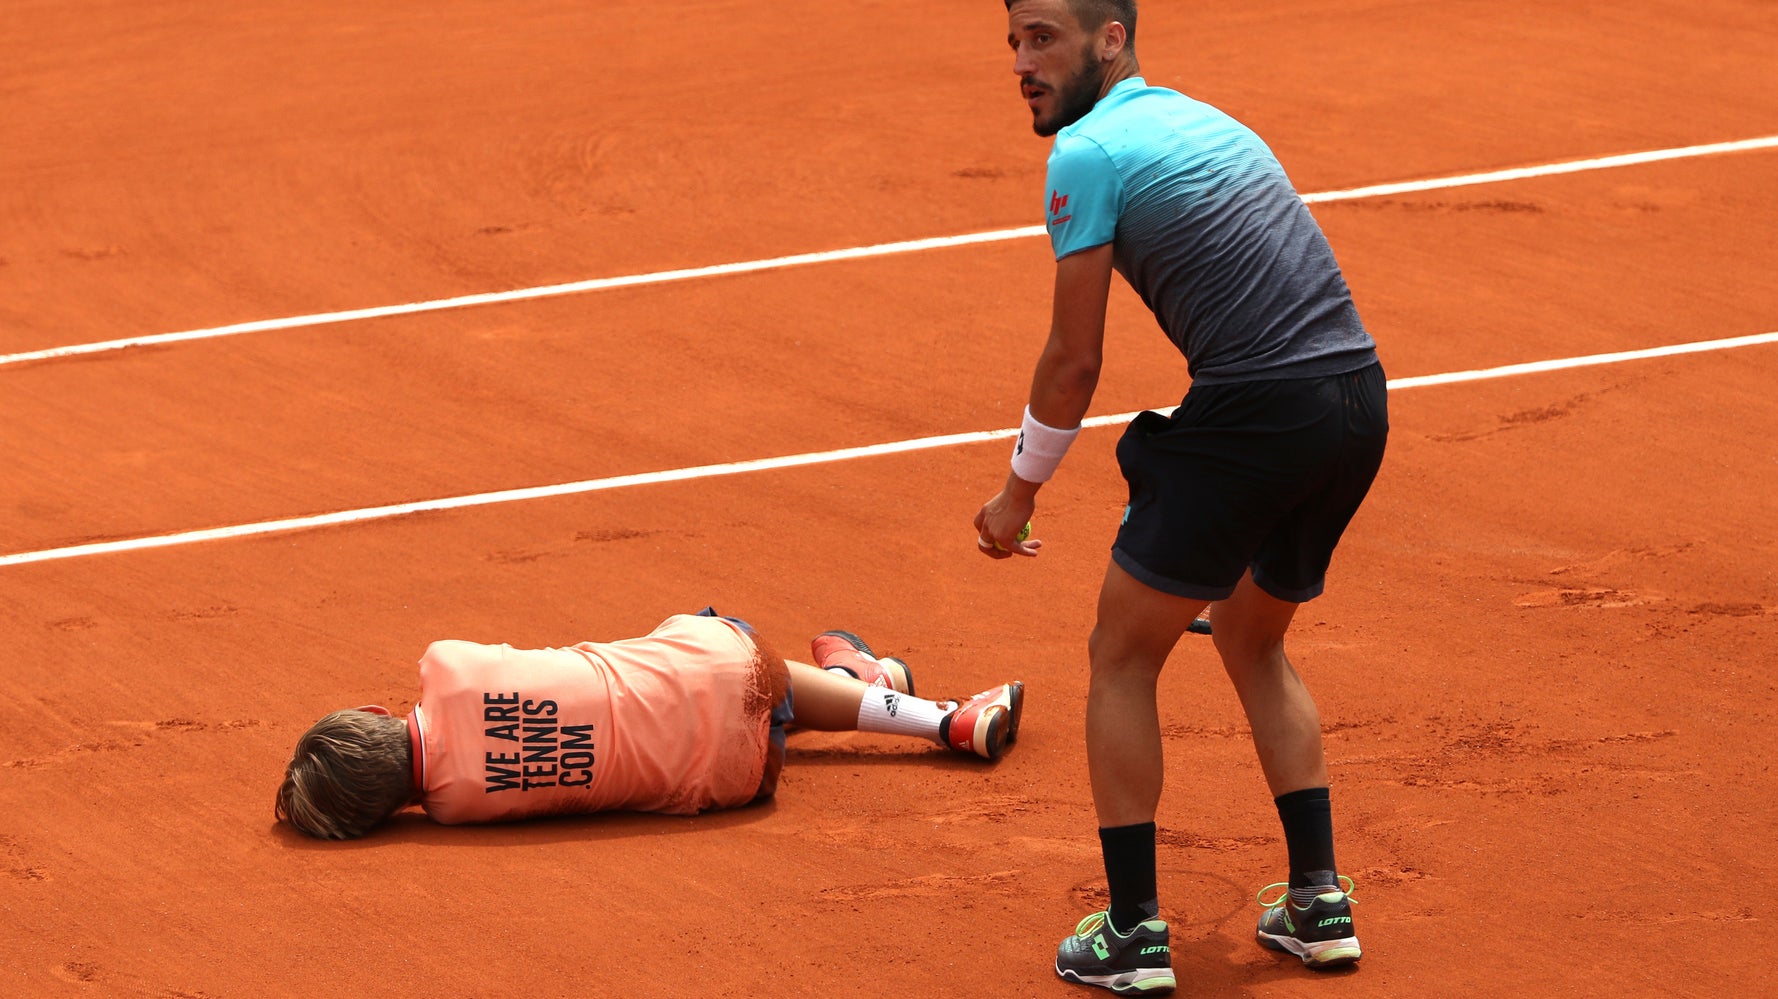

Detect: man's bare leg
1086,561,1206,827
1085,560,1206,937
1213,571,1355,967
1209,572,1325,796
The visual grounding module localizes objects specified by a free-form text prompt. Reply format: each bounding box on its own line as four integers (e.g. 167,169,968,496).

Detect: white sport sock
856,689,953,743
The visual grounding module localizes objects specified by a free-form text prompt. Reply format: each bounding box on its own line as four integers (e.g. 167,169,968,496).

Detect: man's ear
1101,21,1127,60
355,704,392,716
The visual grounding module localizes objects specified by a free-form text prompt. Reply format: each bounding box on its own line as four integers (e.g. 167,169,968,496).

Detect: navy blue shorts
1112,362,1388,603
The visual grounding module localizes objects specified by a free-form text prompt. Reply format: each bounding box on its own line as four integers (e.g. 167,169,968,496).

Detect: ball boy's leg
782,661,872,731
787,660,952,735
781,661,1023,760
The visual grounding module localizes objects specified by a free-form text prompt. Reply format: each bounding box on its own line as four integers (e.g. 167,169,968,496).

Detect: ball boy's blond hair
276,709,413,839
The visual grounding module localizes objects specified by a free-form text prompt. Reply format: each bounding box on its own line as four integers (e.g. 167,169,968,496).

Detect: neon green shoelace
1256,874,1357,909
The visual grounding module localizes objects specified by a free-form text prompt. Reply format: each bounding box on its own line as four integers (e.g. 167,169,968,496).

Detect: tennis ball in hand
995,522,1033,551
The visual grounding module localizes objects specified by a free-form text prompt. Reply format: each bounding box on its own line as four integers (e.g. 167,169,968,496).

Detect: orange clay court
3,2,1776,996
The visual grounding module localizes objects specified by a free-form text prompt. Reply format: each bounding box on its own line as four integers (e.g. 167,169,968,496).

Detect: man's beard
1034,47,1108,136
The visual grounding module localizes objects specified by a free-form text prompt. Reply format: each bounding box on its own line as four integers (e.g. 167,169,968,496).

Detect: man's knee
1088,623,1169,684
1210,623,1286,671
1211,574,1298,668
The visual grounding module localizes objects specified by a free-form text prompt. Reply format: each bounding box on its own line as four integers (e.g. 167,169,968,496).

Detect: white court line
3,134,1775,370
4,330,1774,568
1385,330,1778,389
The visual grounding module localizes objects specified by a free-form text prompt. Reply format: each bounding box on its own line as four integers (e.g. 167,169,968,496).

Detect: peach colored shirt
405,614,769,824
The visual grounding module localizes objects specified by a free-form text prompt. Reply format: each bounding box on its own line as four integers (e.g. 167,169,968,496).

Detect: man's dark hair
1007,0,1137,49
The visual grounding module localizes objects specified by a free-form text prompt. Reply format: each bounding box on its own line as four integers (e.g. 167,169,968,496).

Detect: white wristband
1010,406,1080,483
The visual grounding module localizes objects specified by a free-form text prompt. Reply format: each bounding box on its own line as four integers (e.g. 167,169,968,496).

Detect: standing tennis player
975,1,1388,993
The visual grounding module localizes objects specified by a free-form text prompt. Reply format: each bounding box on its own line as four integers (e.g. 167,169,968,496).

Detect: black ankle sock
1099,822,1160,933
1274,787,1337,889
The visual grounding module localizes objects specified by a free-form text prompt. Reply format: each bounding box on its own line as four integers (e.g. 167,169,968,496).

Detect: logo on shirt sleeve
1049,190,1072,226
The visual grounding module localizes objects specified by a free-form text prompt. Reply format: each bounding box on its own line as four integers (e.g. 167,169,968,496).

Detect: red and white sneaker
810,630,915,696
939,681,1024,760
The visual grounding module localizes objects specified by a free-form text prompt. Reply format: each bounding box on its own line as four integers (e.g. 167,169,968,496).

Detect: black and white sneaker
1055,910,1175,995
1255,877,1362,968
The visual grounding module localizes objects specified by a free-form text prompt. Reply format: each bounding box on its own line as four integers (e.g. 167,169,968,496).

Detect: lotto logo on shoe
1319,916,1352,928
882,693,899,717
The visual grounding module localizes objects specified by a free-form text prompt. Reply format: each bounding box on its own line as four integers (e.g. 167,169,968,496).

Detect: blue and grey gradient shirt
1045,77,1377,384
